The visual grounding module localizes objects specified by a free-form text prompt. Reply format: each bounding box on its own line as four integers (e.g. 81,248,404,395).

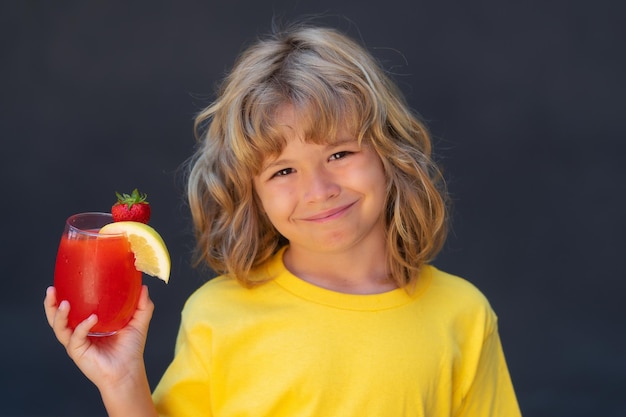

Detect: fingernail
58,300,69,310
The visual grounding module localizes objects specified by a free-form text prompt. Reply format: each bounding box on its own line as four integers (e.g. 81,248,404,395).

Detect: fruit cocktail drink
53,212,142,336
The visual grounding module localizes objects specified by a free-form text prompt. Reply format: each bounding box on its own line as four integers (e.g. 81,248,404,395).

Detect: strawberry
111,189,151,224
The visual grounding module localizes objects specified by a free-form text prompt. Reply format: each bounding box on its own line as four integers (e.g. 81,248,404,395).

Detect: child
45,23,522,416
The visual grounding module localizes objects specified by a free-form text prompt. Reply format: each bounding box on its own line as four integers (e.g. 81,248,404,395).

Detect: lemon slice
99,221,170,283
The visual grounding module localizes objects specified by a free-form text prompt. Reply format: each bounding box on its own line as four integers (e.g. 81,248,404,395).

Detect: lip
302,202,356,222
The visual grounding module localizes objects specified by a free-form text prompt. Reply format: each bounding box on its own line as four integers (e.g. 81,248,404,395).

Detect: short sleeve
152,303,213,417
455,321,522,417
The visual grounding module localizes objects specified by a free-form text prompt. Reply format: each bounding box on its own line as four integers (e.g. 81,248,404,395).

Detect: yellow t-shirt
153,247,521,416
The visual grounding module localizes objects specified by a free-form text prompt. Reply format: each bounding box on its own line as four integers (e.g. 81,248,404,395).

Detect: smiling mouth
302,202,356,222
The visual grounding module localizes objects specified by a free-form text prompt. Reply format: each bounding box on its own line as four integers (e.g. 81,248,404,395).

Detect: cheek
256,187,291,221
363,163,389,209
253,178,271,210
351,159,387,192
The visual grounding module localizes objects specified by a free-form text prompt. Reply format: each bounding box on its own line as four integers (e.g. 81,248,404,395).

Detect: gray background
2,1,624,416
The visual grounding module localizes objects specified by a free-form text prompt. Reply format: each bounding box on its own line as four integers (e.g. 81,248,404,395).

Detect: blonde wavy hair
187,24,448,288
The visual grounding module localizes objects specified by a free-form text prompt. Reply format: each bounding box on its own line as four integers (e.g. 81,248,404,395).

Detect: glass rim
65,212,125,237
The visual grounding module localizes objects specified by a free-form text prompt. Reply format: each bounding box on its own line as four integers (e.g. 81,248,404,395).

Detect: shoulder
420,265,498,331
182,274,248,316
180,259,282,324
424,266,489,302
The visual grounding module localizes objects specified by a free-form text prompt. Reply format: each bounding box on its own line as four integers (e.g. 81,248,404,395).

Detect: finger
74,313,98,338
137,285,154,314
51,300,73,347
44,286,58,327
66,314,97,360
131,286,154,333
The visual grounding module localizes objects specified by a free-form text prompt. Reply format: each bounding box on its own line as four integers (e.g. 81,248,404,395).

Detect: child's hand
43,285,154,392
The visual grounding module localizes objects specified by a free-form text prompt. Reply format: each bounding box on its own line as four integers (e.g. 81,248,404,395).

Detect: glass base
88,330,118,337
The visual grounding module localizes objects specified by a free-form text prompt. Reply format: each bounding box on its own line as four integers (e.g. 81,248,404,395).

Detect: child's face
253,105,388,255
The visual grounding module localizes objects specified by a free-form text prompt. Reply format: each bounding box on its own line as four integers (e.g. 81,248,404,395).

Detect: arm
44,285,158,417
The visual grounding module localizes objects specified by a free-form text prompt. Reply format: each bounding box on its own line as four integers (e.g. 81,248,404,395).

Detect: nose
302,166,340,203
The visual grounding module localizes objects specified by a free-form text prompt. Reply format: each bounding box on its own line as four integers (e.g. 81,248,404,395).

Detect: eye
271,167,294,178
329,151,352,161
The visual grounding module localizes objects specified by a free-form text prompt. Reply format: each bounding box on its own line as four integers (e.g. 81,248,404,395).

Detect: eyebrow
260,158,291,173
329,137,359,146
259,137,359,174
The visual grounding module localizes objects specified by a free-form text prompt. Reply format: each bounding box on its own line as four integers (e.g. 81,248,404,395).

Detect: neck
283,244,397,295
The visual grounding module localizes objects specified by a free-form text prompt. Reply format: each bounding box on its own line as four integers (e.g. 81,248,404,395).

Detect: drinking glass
53,212,142,336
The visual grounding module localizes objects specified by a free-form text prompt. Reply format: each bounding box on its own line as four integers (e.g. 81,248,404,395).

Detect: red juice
54,221,142,335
